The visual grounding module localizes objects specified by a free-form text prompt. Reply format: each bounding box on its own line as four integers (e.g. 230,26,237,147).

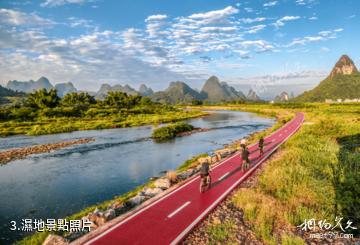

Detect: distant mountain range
151,76,257,103
3,54,359,104
274,91,294,102
95,83,139,100
3,75,260,103
295,55,360,102
6,77,77,98
201,76,246,102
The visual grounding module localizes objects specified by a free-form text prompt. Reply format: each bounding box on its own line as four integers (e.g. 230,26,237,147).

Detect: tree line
0,89,156,121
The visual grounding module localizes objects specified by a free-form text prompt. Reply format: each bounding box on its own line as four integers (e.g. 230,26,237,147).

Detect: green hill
151,81,202,104
295,55,360,102
0,85,24,104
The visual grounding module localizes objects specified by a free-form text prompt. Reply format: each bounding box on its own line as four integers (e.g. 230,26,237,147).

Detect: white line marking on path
218,172,230,181
84,114,303,245
170,114,304,245
168,201,191,218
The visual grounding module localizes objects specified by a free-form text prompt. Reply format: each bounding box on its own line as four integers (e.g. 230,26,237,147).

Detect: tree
61,92,96,106
103,91,143,108
26,89,60,109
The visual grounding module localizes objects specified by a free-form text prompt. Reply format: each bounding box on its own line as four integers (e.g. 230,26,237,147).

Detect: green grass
206,220,237,244
176,153,208,172
0,107,207,136
151,122,194,140
199,103,360,244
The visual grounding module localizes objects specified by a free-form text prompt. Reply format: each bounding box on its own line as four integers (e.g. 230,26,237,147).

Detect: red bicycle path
82,112,305,245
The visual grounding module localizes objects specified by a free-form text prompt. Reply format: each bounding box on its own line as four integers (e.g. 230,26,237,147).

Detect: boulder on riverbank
142,187,163,197
127,194,146,207
154,178,171,190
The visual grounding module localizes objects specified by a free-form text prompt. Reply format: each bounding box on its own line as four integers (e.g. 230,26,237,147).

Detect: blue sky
0,0,359,98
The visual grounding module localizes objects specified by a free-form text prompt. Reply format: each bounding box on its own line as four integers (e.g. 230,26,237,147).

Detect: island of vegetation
151,122,195,140
0,89,207,137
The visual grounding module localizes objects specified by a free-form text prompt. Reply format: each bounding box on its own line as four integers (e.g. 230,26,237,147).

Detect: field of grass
193,103,360,244
0,107,207,137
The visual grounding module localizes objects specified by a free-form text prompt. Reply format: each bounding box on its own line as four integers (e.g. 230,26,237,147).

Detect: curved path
80,112,304,245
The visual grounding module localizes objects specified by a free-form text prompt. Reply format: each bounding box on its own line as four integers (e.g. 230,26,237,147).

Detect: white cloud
273,16,301,28
0,8,55,26
244,7,253,13
287,28,344,47
240,40,274,52
40,0,88,7
0,6,279,90
309,16,318,20
145,14,167,22
68,17,95,28
200,26,237,32
239,17,266,24
295,0,316,6
263,1,278,7
189,6,238,19
246,25,266,34
186,6,239,25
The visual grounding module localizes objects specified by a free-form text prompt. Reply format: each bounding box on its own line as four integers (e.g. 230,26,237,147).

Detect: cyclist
241,146,250,171
200,161,210,179
200,161,211,192
240,138,247,150
259,137,264,156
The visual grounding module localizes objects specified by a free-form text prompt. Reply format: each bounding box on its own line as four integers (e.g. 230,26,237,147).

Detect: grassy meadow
194,103,360,244
0,90,207,137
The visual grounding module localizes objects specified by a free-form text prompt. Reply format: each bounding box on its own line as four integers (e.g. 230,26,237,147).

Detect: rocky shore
0,138,94,165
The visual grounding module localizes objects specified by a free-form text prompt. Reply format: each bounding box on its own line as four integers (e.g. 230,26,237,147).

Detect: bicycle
200,172,212,193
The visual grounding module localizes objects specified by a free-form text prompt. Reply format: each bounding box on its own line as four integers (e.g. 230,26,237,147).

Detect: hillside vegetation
295,74,360,102
295,55,360,102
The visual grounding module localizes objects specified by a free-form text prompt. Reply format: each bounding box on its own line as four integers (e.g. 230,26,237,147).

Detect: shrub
151,122,194,140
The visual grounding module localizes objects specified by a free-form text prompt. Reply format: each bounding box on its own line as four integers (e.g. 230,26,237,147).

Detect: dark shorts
200,173,209,178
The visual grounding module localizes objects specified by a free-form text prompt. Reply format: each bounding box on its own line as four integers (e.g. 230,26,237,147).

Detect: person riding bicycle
259,137,264,156
241,146,250,171
200,161,210,179
240,138,247,150
199,161,211,192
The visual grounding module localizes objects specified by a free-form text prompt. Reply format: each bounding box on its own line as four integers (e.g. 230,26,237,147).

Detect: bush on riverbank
151,122,194,140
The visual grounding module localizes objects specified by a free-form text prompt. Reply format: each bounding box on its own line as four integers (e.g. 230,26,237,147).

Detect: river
0,110,274,244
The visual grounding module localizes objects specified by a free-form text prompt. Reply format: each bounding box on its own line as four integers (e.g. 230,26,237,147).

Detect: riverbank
0,138,94,165
184,103,360,244
15,110,276,245
0,108,207,137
